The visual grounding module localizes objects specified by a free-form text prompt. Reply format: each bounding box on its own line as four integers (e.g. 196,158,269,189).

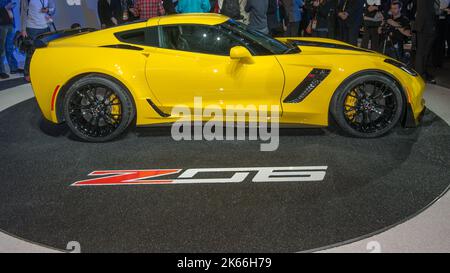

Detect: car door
144,24,285,119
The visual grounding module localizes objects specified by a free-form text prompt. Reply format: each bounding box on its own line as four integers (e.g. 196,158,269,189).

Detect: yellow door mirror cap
230,46,253,63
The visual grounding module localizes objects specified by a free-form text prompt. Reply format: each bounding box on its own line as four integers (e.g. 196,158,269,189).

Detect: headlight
384,59,419,77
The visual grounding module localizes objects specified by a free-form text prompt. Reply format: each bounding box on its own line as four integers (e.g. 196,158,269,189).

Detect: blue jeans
0,24,18,73
24,27,50,76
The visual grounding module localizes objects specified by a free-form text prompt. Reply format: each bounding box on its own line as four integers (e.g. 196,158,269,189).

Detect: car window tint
115,27,158,47
160,25,241,56
217,24,271,56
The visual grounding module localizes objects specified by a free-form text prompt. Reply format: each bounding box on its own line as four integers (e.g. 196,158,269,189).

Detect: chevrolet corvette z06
30,13,425,142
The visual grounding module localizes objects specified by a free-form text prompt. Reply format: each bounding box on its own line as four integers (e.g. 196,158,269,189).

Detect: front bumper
404,102,426,128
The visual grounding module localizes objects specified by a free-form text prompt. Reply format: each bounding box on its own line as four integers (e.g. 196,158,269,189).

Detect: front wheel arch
330,69,409,128
329,70,407,137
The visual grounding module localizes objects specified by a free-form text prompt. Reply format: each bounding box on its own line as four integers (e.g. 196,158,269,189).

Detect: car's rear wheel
331,73,404,138
63,75,135,142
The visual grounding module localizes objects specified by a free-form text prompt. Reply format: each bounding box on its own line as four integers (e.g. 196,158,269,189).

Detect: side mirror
230,46,254,64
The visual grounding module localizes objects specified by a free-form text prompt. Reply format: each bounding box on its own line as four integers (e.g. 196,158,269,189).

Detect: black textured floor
0,98,449,253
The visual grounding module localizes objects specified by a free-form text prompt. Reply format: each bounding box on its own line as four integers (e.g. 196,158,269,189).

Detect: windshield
220,20,300,55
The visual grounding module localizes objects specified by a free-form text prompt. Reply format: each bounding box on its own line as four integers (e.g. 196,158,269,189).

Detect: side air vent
147,99,171,118
283,69,331,103
101,44,144,51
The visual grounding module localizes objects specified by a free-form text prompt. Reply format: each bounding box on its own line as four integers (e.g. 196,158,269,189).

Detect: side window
160,25,241,56
219,24,274,56
115,27,159,47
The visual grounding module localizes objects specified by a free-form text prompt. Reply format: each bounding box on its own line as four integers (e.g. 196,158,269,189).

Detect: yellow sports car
30,13,425,142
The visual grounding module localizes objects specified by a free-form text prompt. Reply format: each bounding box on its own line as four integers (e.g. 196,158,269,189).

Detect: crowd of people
0,0,449,83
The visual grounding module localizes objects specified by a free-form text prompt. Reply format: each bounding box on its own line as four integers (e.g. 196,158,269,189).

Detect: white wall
53,0,100,29
12,0,100,31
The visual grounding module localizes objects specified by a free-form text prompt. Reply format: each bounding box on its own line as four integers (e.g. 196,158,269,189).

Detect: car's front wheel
331,73,404,138
63,75,135,142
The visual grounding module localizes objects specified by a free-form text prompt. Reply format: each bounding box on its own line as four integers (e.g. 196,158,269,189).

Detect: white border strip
0,83,35,112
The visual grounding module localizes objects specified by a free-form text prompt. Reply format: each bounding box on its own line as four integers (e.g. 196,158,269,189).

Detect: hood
277,37,383,57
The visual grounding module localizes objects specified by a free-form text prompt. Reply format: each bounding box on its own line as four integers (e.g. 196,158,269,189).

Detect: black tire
63,75,135,142
330,73,404,138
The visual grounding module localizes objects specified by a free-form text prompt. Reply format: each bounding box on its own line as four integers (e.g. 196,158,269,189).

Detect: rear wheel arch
55,73,137,123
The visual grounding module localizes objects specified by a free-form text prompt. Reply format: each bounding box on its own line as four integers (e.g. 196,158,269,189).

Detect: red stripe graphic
71,169,182,186
51,85,60,111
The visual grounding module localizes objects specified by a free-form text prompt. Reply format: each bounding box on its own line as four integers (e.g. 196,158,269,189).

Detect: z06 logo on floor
71,167,328,187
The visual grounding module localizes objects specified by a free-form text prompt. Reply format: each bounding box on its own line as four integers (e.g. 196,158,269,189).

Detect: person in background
379,0,390,15
432,0,450,67
245,0,269,34
163,0,176,14
0,0,19,79
211,0,219,12
382,1,411,61
176,0,210,13
402,0,416,20
326,0,338,38
120,0,140,22
282,0,303,37
337,0,364,46
98,0,121,28
445,2,450,58
21,0,55,82
306,0,332,38
212,0,248,22
361,0,383,51
414,0,437,83
267,0,286,37
220,0,243,20
239,0,249,24
131,0,165,19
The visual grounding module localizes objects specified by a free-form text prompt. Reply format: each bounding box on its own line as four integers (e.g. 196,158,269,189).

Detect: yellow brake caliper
109,94,122,124
344,90,358,121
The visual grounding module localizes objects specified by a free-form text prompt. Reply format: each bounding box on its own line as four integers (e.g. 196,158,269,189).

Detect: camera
381,23,395,36
14,32,34,54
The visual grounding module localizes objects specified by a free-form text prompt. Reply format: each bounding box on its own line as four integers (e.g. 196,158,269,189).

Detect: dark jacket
267,0,285,30
221,0,242,20
363,1,382,27
163,0,176,14
415,0,436,33
98,0,122,27
282,0,303,23
245,0,269,32
0,7,12,25
307,0,332,30
337,0,364,28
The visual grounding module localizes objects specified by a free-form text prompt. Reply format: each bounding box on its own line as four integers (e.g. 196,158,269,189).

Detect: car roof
147,13,230,27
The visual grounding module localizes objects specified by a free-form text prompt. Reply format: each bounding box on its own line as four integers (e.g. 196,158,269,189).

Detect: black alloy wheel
63,75,135,142
331,73,404,138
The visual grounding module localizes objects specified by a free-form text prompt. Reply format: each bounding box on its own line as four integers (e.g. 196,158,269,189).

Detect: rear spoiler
34,28,97,48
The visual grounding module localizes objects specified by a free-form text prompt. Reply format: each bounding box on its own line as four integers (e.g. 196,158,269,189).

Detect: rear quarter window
115,27,159,47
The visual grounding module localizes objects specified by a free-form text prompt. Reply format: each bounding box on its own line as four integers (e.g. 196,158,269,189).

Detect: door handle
142,52,150,58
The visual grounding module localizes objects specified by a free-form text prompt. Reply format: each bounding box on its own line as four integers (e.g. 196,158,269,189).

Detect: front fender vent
147,99,171,118
283,68,331,103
